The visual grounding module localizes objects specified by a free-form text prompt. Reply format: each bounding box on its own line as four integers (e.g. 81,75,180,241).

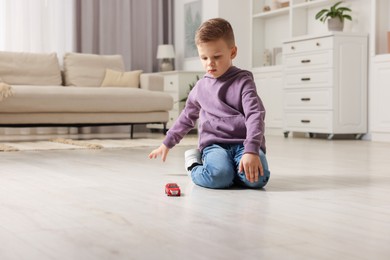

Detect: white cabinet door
254,68,284,131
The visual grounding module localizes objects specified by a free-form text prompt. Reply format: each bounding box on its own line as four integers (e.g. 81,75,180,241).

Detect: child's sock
184,149,202,174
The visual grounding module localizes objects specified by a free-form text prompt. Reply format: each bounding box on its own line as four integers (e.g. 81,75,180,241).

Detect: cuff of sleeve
244,142,260,154
163,137,175,149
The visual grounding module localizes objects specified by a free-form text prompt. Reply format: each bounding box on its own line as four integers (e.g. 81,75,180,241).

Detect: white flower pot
328,18,344,31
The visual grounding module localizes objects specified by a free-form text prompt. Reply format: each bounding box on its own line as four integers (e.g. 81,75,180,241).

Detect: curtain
0,0,74,59
0,0,75,136
74,0,174,72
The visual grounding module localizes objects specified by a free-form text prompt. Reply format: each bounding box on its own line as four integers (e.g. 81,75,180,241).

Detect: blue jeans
190,143,270,189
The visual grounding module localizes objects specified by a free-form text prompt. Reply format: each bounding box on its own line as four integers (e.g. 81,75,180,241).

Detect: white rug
0,137,198,152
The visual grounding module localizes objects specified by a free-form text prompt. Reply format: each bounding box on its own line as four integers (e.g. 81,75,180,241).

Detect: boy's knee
248,178,269,189
192,166,235,189
239,174,270,189
197,178,233,189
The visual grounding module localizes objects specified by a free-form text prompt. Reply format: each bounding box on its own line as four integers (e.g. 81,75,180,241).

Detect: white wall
219,0,251,70
174,0,251,71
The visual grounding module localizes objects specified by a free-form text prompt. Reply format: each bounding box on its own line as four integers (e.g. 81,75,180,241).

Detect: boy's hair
195,18,235,47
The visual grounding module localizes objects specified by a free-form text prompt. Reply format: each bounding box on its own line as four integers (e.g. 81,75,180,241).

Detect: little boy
149,18,270,189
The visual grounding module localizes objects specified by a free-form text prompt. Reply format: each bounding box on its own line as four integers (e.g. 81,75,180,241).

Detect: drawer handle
301,120,311,123
291,46,295,50
301,77,311,81
301,98,311,101
301,59,311,63
316,42,320,47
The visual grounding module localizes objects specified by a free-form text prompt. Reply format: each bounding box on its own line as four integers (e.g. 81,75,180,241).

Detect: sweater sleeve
163,87,201,149
241,79,266,154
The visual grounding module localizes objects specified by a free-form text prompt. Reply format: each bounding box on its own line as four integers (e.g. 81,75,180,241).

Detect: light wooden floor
1,134,389,260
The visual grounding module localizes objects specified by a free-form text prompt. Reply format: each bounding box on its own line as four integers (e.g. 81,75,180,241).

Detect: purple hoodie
163,66,266,154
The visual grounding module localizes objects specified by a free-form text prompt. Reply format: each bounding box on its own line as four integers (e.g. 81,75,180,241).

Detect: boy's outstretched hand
148,144,170,162
239,153,264,183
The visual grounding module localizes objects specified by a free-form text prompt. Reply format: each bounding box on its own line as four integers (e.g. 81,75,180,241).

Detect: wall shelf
253,8,289,19
373,54,390,62
292,0,329,10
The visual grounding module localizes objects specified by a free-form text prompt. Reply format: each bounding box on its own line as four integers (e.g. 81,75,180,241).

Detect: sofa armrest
140,73,164,92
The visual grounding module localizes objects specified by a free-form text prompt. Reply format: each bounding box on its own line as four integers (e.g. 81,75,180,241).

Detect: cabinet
282,33,368,138
250,0,368,135
253,67,284,134
250,0,343,134
148,71,203,129
370,0,390,142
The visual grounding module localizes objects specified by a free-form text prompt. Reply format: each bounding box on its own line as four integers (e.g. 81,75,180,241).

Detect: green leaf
314,1,352,24
315,9,328,20
343,14,352,21
333,2,343,10
338,7,352,12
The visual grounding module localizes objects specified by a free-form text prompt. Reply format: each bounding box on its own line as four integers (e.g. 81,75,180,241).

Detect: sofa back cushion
0,51,62,85
63,52,125,87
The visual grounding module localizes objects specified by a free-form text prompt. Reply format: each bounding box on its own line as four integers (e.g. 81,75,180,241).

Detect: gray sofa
0,51,173,138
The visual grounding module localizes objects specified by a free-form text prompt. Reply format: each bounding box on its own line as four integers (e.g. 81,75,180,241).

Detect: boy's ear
231,46,237,59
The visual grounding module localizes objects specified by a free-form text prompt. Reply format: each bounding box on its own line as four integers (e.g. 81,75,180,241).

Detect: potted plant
315,1,352,31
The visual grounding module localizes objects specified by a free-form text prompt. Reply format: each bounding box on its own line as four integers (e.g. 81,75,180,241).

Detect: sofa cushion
0,112,169,125
0,51,62,85
101,69,143,88
0,85,173,113
63,53,125,87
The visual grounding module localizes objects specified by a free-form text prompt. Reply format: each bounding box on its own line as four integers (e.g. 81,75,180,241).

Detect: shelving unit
370,0,390,142
250,0,334,70
251,1,289,69
250,0,370,136
250,0,335,133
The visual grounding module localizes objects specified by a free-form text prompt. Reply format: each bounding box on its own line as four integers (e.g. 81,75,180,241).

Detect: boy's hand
238,153,264,183
148,144,170,162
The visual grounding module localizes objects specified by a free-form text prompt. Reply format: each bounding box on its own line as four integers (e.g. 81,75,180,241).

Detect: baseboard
265,127,283,137
370,132,390,143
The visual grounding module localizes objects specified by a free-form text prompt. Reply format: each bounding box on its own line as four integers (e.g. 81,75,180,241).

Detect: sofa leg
163,123,167,135
130,124,134,139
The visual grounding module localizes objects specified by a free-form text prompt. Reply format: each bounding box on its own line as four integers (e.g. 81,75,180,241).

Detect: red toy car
165,183,181,196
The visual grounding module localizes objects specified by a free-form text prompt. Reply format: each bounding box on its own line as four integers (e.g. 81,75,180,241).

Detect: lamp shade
157,44,175,59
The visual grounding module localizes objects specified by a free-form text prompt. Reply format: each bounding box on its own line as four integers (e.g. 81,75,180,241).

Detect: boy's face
197,38,237,78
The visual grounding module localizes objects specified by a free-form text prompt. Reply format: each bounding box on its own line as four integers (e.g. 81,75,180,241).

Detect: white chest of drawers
282,33,368,139
148,71,203,129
